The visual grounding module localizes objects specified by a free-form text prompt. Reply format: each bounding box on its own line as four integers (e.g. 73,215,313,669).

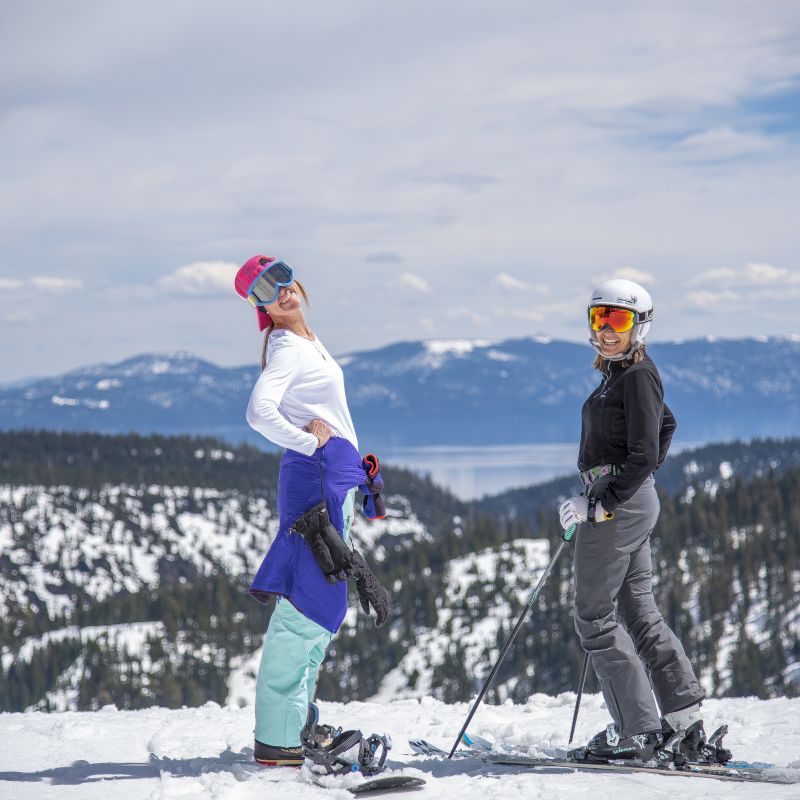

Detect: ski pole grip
561,524,577,543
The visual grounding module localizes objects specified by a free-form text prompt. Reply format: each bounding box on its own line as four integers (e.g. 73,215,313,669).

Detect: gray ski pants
573,475,704,736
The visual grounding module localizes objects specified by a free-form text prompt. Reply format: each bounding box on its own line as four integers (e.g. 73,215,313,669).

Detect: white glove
559,495,611,530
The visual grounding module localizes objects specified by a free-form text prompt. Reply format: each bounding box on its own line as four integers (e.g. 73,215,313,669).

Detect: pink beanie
235,255,275,331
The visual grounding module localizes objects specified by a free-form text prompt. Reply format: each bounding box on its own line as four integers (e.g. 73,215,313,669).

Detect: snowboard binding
301,702,342,748
301,703,390,776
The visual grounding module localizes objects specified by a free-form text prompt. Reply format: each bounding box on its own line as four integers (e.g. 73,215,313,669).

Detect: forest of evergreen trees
0,430,798,712
317,465,800,703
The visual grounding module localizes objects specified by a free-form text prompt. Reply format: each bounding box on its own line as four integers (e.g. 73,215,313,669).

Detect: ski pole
568,651,589,744
447,524,578,759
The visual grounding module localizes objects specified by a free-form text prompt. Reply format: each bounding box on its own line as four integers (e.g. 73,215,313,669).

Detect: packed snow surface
1,695,799,799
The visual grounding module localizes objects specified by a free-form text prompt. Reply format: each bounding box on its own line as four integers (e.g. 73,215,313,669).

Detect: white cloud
674,127,773,160
685,268,737,287
30,277,83,293
393,272,431,294
686,262,799,290
0,278,24,290
157,261,238,296
683,261,800,312
685,289,742,310
494,273,530,291
744,262,793,284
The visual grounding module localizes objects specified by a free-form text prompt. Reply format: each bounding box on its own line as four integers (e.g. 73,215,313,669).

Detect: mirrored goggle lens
248,261,294,306
589,306,635,333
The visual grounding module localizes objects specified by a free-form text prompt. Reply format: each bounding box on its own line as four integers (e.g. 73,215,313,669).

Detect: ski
409,736,492,759
409,739,450,758
408,738,793,785
486,753,793,784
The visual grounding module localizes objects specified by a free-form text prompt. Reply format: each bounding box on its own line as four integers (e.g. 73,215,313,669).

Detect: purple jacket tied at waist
249,436,372,633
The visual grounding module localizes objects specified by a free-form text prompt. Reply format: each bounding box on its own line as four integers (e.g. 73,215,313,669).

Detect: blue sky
1,1,799,382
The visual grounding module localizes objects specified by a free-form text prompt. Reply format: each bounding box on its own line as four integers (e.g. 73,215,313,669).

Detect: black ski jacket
578,353,676,512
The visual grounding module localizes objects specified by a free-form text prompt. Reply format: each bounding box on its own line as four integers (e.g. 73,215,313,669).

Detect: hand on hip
306,419,333,448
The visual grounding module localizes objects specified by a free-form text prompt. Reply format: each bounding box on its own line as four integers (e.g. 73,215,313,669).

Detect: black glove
291,502,352,583
291,502,390,625
350,549,390,627
587,475,616,506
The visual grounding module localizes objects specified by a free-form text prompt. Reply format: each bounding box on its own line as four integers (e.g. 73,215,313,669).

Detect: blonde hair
260,280,310,369
593,345,646,371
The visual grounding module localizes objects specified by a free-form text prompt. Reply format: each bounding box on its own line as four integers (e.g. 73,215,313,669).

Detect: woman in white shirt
234,255,388,767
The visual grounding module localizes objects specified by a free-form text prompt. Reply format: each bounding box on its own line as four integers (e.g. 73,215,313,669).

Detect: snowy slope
0,481,434,712
8,471,798,712
0,483,427,620
372,539,551,702
1,695,799,799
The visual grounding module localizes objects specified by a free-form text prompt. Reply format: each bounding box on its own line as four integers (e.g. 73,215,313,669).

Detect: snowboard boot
660,705,733,766
253,741,304,767
571,723,664,763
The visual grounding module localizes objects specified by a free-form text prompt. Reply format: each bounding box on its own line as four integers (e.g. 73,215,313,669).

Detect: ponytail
260,323,274,370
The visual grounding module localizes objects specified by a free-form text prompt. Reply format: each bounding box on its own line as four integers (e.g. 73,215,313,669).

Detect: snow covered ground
1,694,799,799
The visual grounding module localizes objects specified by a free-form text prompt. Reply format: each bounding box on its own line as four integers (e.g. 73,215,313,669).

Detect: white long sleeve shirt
246,328,359,456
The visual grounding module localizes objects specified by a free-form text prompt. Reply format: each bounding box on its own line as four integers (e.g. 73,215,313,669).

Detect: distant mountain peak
66,351,217,380
422,338,495,356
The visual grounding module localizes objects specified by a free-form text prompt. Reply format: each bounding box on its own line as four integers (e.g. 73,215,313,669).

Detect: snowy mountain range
2,336,800,448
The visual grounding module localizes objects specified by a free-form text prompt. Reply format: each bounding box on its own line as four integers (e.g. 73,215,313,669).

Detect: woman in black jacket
559,278,712,765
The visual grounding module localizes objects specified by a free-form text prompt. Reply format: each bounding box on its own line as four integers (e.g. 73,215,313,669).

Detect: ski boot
253,703,341,766
660,703,732,766
570,723,664,764
301,703,390,776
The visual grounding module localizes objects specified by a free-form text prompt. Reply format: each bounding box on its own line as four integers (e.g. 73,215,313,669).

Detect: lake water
380,441,703,501
380,443,578,500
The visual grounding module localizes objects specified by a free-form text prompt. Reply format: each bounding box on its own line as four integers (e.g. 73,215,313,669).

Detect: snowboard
314,774,426,794
408,738,794,785
244,757,426,793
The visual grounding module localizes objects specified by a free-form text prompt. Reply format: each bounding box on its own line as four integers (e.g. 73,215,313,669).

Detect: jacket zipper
597,363,613,399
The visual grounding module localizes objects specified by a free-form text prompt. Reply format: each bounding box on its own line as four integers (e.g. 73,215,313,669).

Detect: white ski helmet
588,278,653,361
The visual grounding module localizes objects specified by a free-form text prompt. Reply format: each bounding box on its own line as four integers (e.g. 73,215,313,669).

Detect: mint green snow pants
254,489,355,747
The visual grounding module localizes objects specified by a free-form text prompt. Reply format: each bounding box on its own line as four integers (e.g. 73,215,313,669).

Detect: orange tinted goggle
589,305,636,333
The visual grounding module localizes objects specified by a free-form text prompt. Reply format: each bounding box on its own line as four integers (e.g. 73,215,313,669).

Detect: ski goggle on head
588,305,636,333
246,259,294,307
